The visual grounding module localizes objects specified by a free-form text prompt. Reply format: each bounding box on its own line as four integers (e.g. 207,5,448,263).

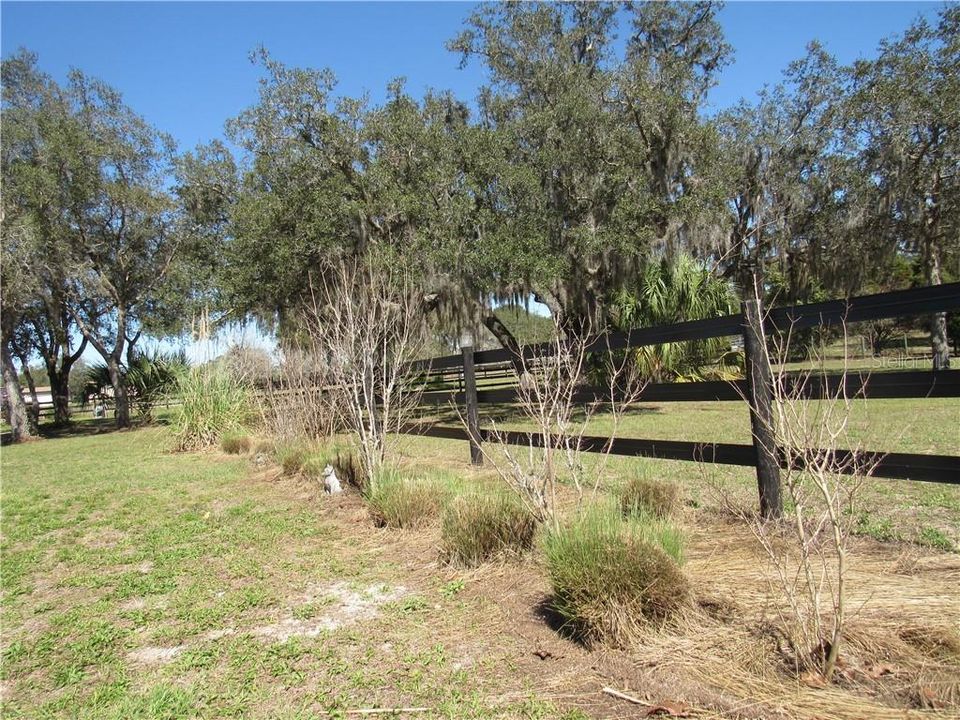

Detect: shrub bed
275,443,309,476
171,365,252,451
366,467,459,529
220,432,252,455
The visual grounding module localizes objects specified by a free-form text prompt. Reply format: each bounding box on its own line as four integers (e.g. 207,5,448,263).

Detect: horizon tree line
2,1,957,442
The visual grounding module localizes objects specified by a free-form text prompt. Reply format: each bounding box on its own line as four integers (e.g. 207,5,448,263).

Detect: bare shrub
721,301,886,681
301,257,429,481
220,344,274,381
257,345,338,442
460,318,647,529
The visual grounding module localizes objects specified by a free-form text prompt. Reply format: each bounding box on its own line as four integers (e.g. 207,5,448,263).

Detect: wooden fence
400,282,960,512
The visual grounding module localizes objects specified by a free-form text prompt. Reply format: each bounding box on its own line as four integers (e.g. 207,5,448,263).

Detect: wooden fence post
741,294,783,520
461,336,482,466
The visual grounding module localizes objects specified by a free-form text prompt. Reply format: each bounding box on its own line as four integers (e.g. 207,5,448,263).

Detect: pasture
2,402,957,719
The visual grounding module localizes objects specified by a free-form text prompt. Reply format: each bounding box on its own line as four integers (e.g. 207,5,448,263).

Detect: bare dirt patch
127,645,186,664
250,581,407,642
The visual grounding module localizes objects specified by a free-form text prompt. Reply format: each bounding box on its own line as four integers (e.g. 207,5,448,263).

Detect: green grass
0,426,570,719
918,526,955,552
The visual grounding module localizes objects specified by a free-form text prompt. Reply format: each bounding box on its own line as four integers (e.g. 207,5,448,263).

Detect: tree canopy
2,2,958,441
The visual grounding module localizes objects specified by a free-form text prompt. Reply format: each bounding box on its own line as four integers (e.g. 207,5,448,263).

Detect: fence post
461,334,482,466
741,293,783,520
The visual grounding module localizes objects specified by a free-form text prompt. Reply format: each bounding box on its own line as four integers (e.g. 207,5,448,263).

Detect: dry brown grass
619,474,681,518
440,489,538,567
220,432,252,455
623,512,960,718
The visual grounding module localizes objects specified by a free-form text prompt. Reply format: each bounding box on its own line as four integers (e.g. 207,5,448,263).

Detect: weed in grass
543,504,689,647
365,467,459,529
393,595,429,615
441,579,465,599
221,432,252,455
441,490,538,567
917,526,954,552
855,510,900,542
619,474,681,519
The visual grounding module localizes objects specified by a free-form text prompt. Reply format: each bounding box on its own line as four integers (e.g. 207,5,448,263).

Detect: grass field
0,425,581,719
2,409,958,719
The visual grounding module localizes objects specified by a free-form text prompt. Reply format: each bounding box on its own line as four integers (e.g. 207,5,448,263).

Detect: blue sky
0,1,944,361
1,2,944,154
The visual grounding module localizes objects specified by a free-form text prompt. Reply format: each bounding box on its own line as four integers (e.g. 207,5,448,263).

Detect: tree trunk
48,367,72,425
483,313,525,376
2,341,38,442
923,164,950,371
532,286,566,328
19,361,41,428
926,241,950,371
107,357,131,428
48,336,87,425
125,329,141,367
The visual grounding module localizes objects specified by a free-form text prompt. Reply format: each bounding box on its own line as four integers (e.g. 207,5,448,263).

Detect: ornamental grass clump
441,489,538,567
619,473,681,519
366,467,459,529
220,432,252,455
543,505,689,648
275,443,309,476
172,365,252,451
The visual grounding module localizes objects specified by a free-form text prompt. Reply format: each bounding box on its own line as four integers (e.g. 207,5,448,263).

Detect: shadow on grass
1,415,172,446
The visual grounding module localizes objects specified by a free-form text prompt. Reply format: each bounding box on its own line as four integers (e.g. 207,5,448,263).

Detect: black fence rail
418,368,960,406
401,423,959,486
401,282,960,500
407,282,960,372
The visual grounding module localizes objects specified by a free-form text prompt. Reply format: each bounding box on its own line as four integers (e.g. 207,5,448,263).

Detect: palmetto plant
611,254,740,382
77,349,187,422
127,350,188,421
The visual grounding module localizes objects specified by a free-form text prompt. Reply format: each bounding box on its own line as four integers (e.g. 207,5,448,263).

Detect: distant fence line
401,282,960,499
